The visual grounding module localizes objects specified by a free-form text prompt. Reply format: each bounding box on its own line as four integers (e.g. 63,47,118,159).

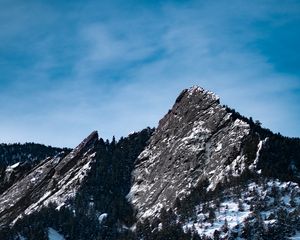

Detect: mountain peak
175,86,220,105
73,130,98,153
129,86,250,219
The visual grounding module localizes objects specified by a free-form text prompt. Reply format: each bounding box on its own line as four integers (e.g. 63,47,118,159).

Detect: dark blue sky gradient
0,0,299,147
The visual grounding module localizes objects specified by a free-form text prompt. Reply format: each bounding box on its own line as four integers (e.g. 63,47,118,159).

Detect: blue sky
0,0,300,147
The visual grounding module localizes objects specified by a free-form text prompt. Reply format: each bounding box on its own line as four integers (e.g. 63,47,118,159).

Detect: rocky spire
128,86,250,220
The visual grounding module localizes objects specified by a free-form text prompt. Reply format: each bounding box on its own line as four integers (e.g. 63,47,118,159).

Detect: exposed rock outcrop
128,86,252,219
0,131,98,227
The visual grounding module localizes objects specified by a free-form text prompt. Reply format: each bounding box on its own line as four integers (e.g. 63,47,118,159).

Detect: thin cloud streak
0,0,299,147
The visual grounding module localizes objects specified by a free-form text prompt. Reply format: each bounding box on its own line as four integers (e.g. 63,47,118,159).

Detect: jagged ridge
0,131,98,227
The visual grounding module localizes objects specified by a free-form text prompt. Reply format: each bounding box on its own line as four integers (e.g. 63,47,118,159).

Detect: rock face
128,86,252,219
0,131,98,227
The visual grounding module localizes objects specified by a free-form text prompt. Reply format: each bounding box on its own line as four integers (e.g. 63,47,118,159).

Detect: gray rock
128,86,251,220
0,131,98,227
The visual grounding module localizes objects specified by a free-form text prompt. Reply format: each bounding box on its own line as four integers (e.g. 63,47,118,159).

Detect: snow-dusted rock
0,131,98,226
128,86,252,220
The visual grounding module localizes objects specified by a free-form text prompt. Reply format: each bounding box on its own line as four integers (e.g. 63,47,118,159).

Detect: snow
290,232,300,240
184,179,300,239
48,228,65,240
10,162,20,169
188,86,220,101
187,86,220,101
184,199,251,237
5,162,20,172
215,143,222,152
181,122,210,143
187,86,205,96
233,119,249,128
17,235,26,240
249,137,268,171
98,213,108,223
142,203,163,219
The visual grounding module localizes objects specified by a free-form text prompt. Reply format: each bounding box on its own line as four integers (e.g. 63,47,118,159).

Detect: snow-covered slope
0,131,98,227
183,179,300,239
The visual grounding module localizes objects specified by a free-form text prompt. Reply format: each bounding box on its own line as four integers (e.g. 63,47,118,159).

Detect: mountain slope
6,129,154,240
0,143,70,195
128,86,300,239
0,131,98,227
129,86,253,220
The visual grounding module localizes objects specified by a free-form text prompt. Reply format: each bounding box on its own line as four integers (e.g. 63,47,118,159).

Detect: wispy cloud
0,0,299,147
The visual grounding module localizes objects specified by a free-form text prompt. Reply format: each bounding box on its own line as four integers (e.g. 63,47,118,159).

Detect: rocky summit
0,86,300,240
128,86,252,219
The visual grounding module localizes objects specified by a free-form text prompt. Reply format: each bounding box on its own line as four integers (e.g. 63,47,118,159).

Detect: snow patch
215,143,222,152
48,228,65,240
290,232,300,240
185,179,300,239
249,137,268,172
98,213,108,223
6,162,20,172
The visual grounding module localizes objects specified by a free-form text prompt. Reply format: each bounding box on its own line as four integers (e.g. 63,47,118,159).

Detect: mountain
0,86,300,240
129,86,251,220
128,86,300,221
0,143,70,197
129,86,300,239
0,131,98,227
